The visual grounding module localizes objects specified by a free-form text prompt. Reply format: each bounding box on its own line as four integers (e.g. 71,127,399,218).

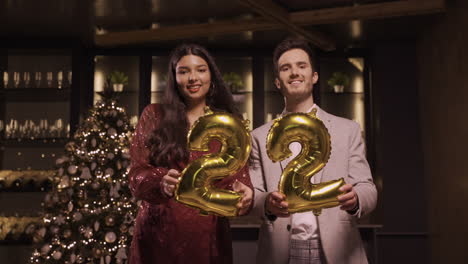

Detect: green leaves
223,72,243,93
327,72,350,87
109,71,128,86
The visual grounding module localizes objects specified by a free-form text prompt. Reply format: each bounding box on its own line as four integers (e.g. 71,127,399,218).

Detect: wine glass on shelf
57,71,63,89
13,72,20,88
56,118,63,138
32,120,40,139
24,72,31,88
25,119,35,139
67,71,72,87
35,72,42,88
47,72,53,88
9,119,19,139
23,120,30,139
39,119,48,138
5,123,10,139
3,71,8,88
19,122,26,139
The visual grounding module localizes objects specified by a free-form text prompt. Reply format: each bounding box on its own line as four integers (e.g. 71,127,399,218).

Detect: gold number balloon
175,107,251,217
266,109,345,216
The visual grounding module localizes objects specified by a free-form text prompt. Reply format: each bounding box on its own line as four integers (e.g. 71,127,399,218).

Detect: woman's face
175,54,211,105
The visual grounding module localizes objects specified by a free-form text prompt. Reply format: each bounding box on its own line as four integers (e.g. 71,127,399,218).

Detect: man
249,37,377,264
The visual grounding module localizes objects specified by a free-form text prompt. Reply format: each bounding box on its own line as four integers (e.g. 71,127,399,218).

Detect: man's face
275,48,318,100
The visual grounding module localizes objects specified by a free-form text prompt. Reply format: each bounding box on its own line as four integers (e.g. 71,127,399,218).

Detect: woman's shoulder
145,103,162,112
142,103,164,117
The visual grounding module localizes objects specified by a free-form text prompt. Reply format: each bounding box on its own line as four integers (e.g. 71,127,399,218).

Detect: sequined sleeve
129,104,169,204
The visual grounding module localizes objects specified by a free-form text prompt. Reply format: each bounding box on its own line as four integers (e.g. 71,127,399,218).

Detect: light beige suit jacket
249,106,377,264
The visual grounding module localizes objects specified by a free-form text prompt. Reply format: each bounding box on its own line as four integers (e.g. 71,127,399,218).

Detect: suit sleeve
128,104,170,204
248,133,270,219
347,122,378,218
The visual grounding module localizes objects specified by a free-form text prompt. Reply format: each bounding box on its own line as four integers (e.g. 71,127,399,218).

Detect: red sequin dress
128,104,253,264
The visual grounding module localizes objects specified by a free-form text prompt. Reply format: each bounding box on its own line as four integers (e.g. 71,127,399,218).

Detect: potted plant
109,71,128,92
327,72,350,93
223,72,243,93
223,72,245,103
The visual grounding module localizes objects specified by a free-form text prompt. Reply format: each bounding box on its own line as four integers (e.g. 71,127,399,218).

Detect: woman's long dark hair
147,44,239,168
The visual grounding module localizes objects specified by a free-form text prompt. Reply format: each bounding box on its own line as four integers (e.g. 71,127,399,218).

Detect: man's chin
285,91,311,99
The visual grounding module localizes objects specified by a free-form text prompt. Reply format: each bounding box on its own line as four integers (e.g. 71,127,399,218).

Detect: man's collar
281,104,317,116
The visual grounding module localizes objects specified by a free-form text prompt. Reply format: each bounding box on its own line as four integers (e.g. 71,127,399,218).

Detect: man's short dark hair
273,37,317,76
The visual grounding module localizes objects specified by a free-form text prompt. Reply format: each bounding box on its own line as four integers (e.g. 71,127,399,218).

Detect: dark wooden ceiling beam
291,0,445,25
96,18,276,47
238,0,336,51
95,0,445,47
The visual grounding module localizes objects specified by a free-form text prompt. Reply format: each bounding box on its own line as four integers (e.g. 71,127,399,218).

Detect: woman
128,44,253,264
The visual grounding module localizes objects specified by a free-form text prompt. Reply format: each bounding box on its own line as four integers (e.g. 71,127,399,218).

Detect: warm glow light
352,75,364,93
94,69,106,104
352,91,365,138
95,27,108,36
348,57,364,72
244,31,253,41
151,71,158,92
245,71,253,92
94,70,105,92
350,20,362,39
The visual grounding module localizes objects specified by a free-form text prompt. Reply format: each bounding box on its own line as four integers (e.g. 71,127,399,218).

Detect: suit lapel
314,106,332,183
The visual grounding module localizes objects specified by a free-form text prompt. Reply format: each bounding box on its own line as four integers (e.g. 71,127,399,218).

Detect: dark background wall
418,0,468,262
371,42,428,264
370,0,468,263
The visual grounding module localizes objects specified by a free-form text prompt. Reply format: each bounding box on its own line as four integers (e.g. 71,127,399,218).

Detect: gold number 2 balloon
175,107,251,217
266,109,345,216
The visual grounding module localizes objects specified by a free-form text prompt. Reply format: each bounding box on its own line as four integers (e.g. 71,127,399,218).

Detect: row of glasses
2,71,72,89
1,119,70,139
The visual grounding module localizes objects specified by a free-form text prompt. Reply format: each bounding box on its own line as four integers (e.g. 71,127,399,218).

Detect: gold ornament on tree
73,212,83,221
105,231,117,243
63,229,72,238
105,215,115,226
52,250,62,260
41,244,51,255
175,107,251,217
93,248,103,258
266,109,345,216
119,224,128,233
67,165,78,175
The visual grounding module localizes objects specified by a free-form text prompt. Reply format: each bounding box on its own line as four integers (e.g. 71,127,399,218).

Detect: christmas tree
30,91,137,264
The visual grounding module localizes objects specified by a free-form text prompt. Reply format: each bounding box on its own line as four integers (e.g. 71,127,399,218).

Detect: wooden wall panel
417,0,468,263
